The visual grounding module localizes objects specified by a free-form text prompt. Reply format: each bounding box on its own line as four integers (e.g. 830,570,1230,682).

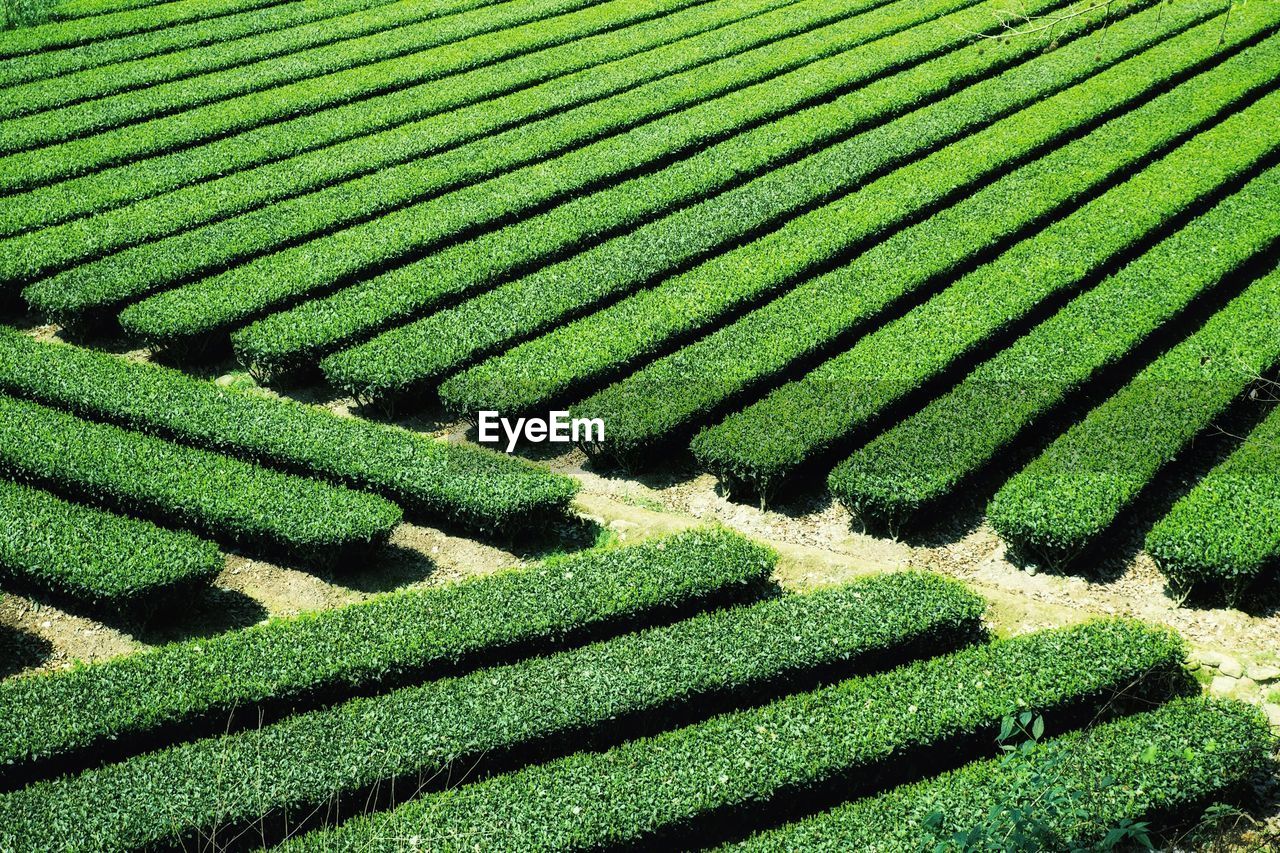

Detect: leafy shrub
0,572,983,849
831,157,1280,528
0,392,401,562
287,619,1186,850
0,331,577,534
0,529,774,782
990,261,1280,565
0,478,222,617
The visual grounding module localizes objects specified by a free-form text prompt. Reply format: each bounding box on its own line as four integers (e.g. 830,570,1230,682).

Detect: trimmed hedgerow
1148,397,1280,595
81,0,982,340
0,0,684,185
312,0,1156,397
6,0,923,294
990,261,1280,566
440,10,1253,418
0,0,870,237
0,478,222,618
0,0,630,148
0,0,289,55
0,0,409,90
0,529,775,783
573,34,1280,467
0,572,984,850
0,392,401,563
0,332,577,535
728,697,1274,851
0,0,541,120
692,83,1280,500
831,161,1280,528
287,619,1186,850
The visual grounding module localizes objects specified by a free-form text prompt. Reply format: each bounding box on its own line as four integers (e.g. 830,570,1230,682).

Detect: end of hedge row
0,528,775,786
728,696,1274,851
0,478,222,620
0,330,579,536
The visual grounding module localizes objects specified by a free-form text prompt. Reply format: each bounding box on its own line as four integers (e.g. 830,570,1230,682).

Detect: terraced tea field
1,0,1279,847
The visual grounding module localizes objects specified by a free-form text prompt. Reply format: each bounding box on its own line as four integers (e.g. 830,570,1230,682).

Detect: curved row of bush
253,0,1099,384
5,0,920,285
831,157,1280,528
0,0,831,236
0,0,619,151
0,478,223,619
990,261,1280,566
1148,392,1280,596
287,619,1185,850
0,391,401,563
46,0,251,21
0,529,773,782
439,10,1244,418
0,331,578,534
0,0,687,186
0,0,516,120
691,78,1280,499
46,0,978,335
730,696,1273,851
0,0,398,87
570,32,1279,466
0,572,982,850
0,0,288,55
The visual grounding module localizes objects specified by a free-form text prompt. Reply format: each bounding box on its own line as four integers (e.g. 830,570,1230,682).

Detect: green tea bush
314,0,1155,398
0,0,837,233
0,0,517,118
0,331,578,534
729,697,1273,851
443,10,1256,418
831,162,1280,528
0,529,774,782
0,572,982,849
575,36,1280,467
693,76,1280,499
0,478,222,617
287,619,1185,850
0,392,401,562
55,0,977,334
990,263,1280,565
1147,399,1280,596
0,0,680,184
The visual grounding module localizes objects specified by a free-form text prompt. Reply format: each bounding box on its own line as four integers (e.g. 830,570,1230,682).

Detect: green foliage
574,32,1280,467
0,0,284,51
990,263,1280,565
262,0,1094,389
0,391,401,562
0,0,811,235
693,49,1280,499
0,332,578,535
1147,397,1280,595
729,698,1272,851
0,529,774,778
285,619,1185,850
99,0,976,345
831,158,1280,528
0,478,222,617
0,0,673,189
317,0,1128,401
0,572,983,850
443,4,1252,421
0,0,404,89
0,0,514,119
